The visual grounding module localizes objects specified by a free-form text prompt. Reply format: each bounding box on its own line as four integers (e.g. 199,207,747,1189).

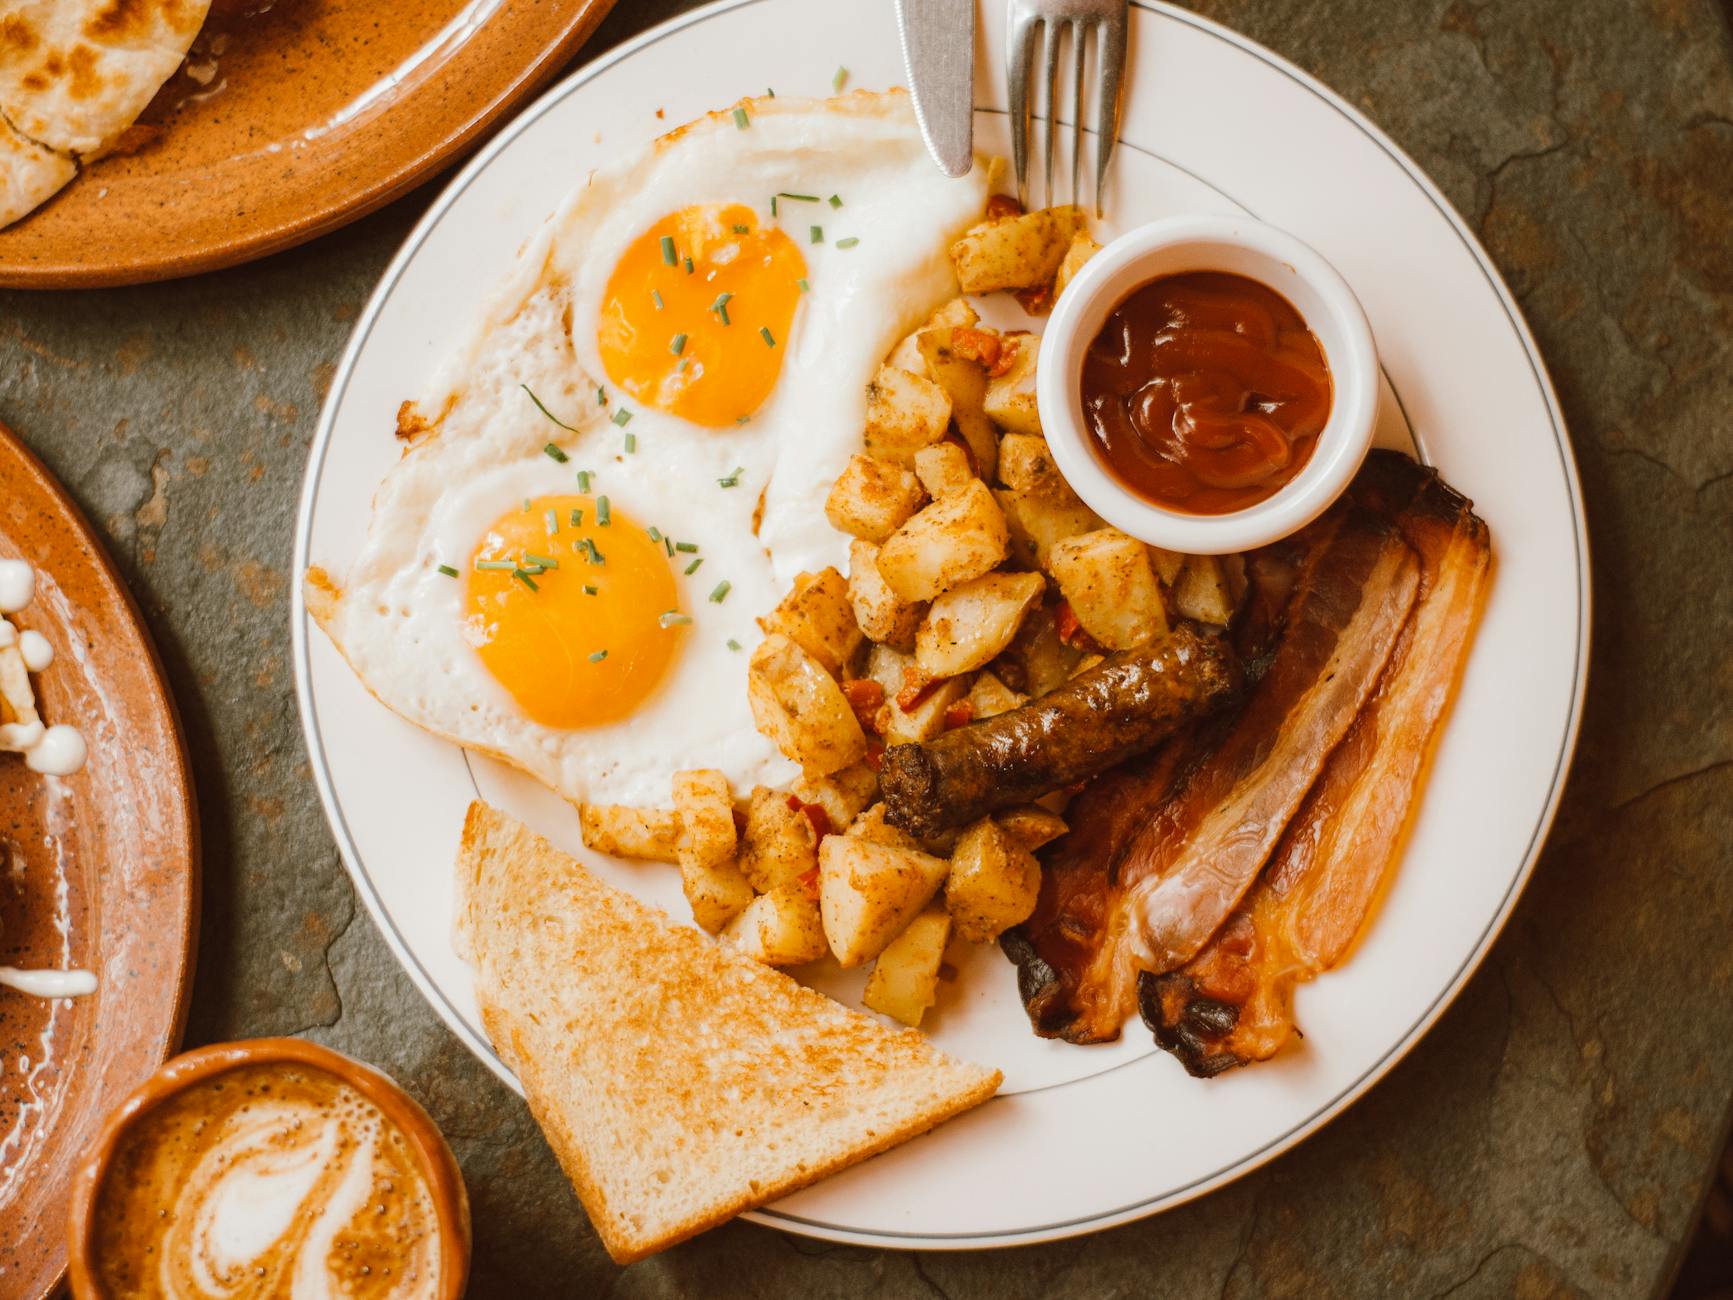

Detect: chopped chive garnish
670,333,687,355
719,467,744,487
674,540,698,553
836,236,860,249
797,278,811,295
664,537,674,556
612,408,633,427
733,106,750,129
512,569,540,591
732,224,750,234
727,638,742,651
828,194,842,208
569,508,583,527
759,326,776,347
684,255,695,274
437,564,459,578
833,66,848,92
624,431,637,453
580,539,605,565
684,556,704,575
521,497,531,512
597,496,611,526
648,526,663,542
735,415,749,425
675,357,689,375
524,552,559,569
766,87,775,97
596,386,606,406
660,235,676,265
709,580,732,603
544,508,559,536
710,291,733,325
809,224,823,243
521,384,578,431
659,611,693,628
770,194,778,217
475,559,515,572
576,469,592,492
582,584,598,596
589,649,608,663
778,192,820,203
652,289,664,310
543,441,569,463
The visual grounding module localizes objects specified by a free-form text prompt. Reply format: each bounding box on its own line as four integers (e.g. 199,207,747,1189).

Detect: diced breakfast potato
680,857,756,934
846,539,923,649
949,205,1089,294
994,601,1081,697
1147,544,1186,587
792,762,879,832
913,441,974,499
863,908,951,1026
915,571,1046,678
945,817,1041,942
886,330,927,377
995,805,1068,851
1172,554,1236,626
997,433,1078,504
916,326,1000,481
758,567,862,678
579,803,679,863
1221,552,1249,608
1070,652,1106,678
747,633,867,775
863,365,951,466
926,297,980,332
967,670,1026,720
845,801,922,851
672,769,736,870
722,882,828,966
739,785,819,893
996,487,1103,571
875,480,1009,603
825,455,925,543
1053,231,1101,301
818,834,950,967
1047,528,1170,650
982,333,1041,436
866,643,974,746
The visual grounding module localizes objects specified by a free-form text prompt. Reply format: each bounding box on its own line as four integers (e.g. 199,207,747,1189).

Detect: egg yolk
598,203,806,427
464,495,681,729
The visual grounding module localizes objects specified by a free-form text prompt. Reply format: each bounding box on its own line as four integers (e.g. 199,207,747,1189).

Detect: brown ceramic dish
0,420,198,1300
65,1038,471,1299
0,0,619,289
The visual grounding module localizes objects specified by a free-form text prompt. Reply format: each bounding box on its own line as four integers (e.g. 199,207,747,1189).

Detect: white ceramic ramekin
1036,214,1379,555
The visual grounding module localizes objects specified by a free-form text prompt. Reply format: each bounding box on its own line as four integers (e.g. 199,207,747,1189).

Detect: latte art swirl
93,1064,443,1299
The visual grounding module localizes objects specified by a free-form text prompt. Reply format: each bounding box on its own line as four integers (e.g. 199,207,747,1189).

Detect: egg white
309,91,988,807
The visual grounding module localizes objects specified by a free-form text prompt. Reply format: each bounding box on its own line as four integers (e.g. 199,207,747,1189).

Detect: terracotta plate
0,423,198,1299
0,0,619,289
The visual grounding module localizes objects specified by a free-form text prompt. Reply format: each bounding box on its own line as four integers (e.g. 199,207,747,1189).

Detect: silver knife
894,0,975,177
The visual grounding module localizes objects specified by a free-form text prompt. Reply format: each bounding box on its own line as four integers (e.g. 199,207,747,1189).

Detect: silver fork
1007,0,1128,215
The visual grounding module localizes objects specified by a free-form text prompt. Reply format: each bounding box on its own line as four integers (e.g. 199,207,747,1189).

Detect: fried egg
306,91,988,806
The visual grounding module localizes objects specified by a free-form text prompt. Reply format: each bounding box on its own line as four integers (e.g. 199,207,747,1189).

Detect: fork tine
1070,20,1086,206
1093,8,1128,215
1041,19,1061,209
1007,10,1038,208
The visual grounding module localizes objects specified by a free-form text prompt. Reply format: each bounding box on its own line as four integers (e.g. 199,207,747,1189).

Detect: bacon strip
1008,502,1420,1042
1141,453,1492,1074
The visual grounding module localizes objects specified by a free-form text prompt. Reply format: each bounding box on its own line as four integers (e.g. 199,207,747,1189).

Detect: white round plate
294,0,1587,1250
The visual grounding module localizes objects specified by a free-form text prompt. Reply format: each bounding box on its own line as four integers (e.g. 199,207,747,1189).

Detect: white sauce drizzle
0,559,34,612
0,966,97,997
18,629,51,671
0,562,87,776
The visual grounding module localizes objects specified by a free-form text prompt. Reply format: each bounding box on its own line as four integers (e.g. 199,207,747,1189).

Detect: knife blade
894,0,975,177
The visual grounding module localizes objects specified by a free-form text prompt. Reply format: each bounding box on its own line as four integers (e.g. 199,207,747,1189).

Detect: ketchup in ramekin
1080,271,1333,516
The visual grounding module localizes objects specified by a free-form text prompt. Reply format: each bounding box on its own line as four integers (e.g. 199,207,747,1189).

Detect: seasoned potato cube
875,480,1009,603
949,205,1089,293
863,908,951,1026
739,785,819,893
1069,652,1106,677
1147,544,1186,587
916,326,1000,481
1047,528,1170,650
996,487,1103,571
863,365,951,466
880,672,971,746
747,634,868,775
886,330,927,377
846,539,923,649
758,567,861,678
1221,552,1249,608
996,433,1080,505
680,856,756,934
673,769,736,870
1053,231,1101,301
579,804,679,863
792,762,879,832
945,818,1041,942
722,882,828,965
914,441,974,499
982,333,1041,436
926,297,979,332
994,601,1081,697
995,805,1068,851
1172,554,1235,626
818,834,950,967
915,571,1046,678
967,670,1026,720
864,640,917,699
825,455,925,543
845,802,921,851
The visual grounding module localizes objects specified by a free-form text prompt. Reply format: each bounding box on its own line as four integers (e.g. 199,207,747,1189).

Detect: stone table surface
5,0,1732,1295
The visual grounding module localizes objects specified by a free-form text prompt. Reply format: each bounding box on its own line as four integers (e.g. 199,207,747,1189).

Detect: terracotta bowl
64,1038,470,1299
